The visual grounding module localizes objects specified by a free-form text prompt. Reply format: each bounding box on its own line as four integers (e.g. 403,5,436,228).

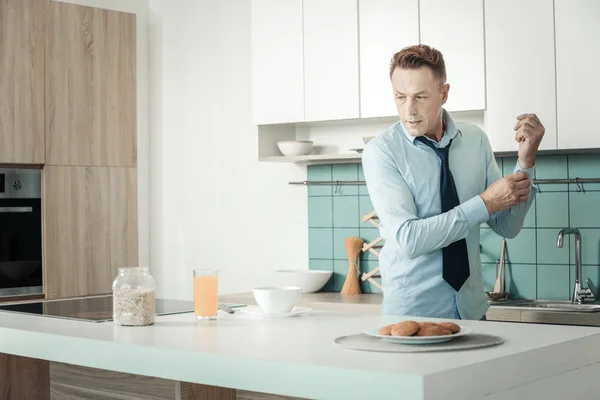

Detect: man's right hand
480,171,531,214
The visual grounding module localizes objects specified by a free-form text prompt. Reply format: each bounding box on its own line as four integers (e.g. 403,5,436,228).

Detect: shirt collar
397,108,461,148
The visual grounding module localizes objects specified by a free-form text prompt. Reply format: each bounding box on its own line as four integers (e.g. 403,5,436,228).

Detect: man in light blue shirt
362,45,544,320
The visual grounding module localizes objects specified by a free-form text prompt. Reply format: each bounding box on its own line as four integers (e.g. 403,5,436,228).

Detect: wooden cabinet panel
0,353,49,400
49,362,304,400
0,0,46,164
555,0,600,149
45,2,136,167
50,362,175,400
179,383,236,400
43,166,138,299
484,0,557,152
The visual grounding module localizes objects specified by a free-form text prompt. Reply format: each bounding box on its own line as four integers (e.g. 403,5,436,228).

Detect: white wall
55,0,150,270
148,0,308,299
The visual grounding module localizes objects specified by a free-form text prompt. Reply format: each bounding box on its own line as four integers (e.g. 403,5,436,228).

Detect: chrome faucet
557,228,595,304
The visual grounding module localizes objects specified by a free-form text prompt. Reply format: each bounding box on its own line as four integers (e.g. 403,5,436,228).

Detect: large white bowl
276,141,314,156
275,269,332,293
253,286,301,314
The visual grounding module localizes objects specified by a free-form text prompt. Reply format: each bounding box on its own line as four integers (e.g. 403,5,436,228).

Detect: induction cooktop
0,295,194,323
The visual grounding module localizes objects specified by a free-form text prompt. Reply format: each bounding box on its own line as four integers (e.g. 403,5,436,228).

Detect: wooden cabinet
251,0,304,125
303,0,359,122
43,166,138,299
484,0,557,152
0,354,49,400
358,0,418,119
45,2,137,167
0,0,46,164
420,0,485,112
555,0,600,149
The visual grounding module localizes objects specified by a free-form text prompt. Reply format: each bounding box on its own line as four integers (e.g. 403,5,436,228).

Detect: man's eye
417,96,427,100
396,96,406,100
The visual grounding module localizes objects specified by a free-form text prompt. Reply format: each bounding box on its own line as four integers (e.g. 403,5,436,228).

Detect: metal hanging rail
289,181,366,185
289,178,600,185
289,178,600,192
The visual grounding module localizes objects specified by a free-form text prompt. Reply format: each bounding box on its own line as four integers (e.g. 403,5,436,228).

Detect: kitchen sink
489,299,600,313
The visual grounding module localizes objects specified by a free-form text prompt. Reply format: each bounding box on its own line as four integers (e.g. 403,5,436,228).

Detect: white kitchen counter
2,302,600,400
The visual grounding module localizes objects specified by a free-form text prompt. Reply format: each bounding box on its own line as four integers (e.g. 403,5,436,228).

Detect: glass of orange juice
193,268,219,320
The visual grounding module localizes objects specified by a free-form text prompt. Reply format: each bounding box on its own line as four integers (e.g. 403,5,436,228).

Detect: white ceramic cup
253,286,301,314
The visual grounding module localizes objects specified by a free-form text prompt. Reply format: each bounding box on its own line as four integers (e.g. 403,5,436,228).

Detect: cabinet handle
0,207,33,213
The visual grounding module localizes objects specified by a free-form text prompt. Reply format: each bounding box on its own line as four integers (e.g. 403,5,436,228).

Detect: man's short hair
389,44,447,84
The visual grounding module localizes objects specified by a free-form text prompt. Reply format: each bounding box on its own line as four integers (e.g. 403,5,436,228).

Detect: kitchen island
1,294,600,400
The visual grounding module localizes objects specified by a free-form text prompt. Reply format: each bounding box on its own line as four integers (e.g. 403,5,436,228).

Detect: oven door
0,198,43,297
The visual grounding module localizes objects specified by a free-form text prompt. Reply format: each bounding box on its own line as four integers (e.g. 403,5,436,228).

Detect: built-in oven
0,168,42,298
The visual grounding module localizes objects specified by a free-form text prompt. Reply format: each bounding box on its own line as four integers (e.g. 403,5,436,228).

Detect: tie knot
416,136,451,161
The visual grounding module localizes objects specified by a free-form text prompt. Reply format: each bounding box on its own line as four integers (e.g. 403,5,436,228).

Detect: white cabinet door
484,0,557,152
359,0,418,119
303,0,359,122
420,0,485,112
251,0,304,125
555,0,600,149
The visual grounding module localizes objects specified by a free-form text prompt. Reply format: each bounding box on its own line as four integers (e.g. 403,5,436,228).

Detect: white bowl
275,269,332,293
276,141,314,156
253,286,301,314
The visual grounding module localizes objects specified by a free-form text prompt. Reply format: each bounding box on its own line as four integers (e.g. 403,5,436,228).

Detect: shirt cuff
461,195,490,226
514,160,535,179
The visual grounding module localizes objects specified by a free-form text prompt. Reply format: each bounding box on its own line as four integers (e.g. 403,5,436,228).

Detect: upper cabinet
0,0,46,164
252,0,486,127
251,0,600,158
251,0,304,125
303,0,359,122
420,0,485,113
45,2,137,167
555,0,600,149
484,0,557,152
359,0,418,119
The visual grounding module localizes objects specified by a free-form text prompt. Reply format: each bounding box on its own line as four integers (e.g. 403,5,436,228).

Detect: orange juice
193,275,218,318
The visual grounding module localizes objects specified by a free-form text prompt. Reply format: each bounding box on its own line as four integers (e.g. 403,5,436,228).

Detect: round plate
363,325,471,345
238,306,312,318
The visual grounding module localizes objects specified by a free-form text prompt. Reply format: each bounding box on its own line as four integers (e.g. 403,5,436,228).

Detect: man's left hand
514,113,545,169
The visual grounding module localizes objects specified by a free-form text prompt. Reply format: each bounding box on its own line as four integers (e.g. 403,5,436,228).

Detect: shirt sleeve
483,135,537,238
362,141,490,260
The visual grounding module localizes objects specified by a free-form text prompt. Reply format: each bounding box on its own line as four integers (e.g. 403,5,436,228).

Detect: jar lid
118,267,150,275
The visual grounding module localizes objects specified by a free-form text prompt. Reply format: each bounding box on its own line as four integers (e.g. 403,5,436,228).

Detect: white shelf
256,111,486,165
259,152,362,164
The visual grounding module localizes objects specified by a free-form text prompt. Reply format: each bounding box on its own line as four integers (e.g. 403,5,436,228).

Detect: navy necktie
416,136,470,291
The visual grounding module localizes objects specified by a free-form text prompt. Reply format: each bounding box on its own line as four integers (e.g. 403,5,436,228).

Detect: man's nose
406,98,418,115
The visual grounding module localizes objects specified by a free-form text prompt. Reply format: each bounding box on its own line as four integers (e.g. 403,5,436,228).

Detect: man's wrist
479,193,496,215
518,156,535,169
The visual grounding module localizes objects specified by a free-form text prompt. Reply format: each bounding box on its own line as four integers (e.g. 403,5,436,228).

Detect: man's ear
441,83,450,105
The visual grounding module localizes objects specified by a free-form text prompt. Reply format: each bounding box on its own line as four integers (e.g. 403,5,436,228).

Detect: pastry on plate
415,325,452,336
391,320,420,336
437,321,461,333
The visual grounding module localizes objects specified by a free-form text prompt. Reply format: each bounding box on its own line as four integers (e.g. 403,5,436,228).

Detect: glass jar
112,267,156,326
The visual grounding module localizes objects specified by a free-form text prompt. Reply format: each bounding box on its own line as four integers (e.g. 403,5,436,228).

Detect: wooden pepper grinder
341,236,365,295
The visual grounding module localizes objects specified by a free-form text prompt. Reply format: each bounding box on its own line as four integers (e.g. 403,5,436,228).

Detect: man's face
390,66,449,137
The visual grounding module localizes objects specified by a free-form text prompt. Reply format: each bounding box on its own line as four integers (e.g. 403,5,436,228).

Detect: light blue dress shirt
362,109,536,320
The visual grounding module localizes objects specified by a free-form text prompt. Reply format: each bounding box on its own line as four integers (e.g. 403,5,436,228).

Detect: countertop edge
0,325,425,400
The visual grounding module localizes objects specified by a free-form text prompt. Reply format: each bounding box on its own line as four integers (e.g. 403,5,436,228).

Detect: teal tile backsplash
332,164,358,196
308,155,600,300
